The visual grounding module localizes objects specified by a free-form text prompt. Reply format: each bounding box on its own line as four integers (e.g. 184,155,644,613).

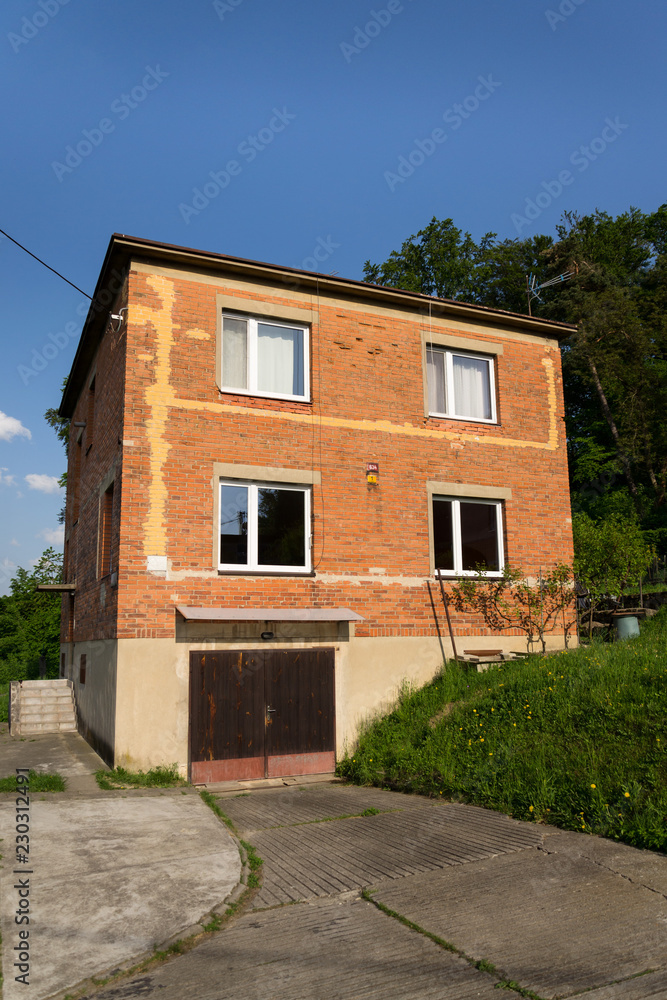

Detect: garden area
337,607,667,854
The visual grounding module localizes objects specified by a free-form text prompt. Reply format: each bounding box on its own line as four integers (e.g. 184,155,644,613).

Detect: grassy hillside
338,610,667,853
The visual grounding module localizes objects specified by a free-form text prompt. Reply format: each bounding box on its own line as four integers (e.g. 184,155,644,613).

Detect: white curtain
453,355,491,419
427,348,446,413
258,324,303,396
222,317,247,389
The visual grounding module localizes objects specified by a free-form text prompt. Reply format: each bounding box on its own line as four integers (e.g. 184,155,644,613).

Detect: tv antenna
525,270,575,316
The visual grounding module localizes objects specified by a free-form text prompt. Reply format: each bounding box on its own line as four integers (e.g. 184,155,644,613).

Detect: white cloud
0,412,31,442
0,556,17,593
10,539,19,547
25,473,61,494
0,467,16,487
38,527,64,546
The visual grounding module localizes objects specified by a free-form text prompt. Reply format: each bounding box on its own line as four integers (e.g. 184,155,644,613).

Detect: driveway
80,781,667,1000
0,728,241,1000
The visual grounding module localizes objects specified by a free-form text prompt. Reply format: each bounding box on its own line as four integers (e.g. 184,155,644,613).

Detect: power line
0,228,93,300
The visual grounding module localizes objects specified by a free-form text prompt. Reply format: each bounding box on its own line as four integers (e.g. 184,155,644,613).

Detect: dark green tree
362,206,667,552
0,548,63,682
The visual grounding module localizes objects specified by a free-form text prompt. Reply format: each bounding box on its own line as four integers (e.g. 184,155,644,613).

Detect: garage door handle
266,705,276,713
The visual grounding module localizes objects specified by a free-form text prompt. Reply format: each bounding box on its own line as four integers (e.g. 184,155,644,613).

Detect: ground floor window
433,496,503,575
219,480,311,572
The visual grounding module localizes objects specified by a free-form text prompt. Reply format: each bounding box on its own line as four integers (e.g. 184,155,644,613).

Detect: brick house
58,233,575,780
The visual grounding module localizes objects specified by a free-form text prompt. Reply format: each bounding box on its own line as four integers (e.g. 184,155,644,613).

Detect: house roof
59,232,577,417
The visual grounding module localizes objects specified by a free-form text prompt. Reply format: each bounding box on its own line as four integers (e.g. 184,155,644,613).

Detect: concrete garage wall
68,639,117,766
114,638,189,773
111,630,571,773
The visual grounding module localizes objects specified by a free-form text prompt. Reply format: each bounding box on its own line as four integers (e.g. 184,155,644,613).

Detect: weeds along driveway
85,782,667,1000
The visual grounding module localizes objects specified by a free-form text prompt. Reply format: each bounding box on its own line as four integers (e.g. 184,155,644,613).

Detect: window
426,346,496,422
98,482,114,578
432,496,504,576
220,313,309,401
219,480,311,572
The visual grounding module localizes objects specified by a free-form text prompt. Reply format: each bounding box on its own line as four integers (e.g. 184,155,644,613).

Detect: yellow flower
529,805,534,812
590,784,596,789
624,791,630,798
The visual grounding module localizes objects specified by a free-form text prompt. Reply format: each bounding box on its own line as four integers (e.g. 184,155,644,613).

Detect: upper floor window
426,346,496,422
221,313,309,402
219,480,311,573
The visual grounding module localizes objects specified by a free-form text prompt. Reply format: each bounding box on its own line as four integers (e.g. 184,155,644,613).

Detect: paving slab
0,726,109,793
248,797,543,909
579,970,667,999
81,894,506,1000
542,825,667,896
370,846,667,999
217,782,428,833
0,731,242,1000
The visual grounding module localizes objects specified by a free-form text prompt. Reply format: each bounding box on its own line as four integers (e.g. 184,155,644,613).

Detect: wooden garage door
189,649,335,783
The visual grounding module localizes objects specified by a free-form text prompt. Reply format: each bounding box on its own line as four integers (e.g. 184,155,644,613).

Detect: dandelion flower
624,791,630,798
529,805,534,812
590,784,596,789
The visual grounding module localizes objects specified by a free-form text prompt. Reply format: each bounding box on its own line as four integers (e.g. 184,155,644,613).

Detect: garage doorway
189,648,335,783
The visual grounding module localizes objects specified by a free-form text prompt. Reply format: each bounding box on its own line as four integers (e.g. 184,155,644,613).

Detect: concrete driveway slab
218,783,427,832
248,798,543,909
370,846,667,999
82,894,506,1000
0,773,241,1000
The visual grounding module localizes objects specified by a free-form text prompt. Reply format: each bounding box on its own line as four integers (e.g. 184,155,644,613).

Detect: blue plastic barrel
616,614,640,640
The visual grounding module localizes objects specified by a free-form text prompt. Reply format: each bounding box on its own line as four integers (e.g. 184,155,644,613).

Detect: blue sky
1,0,664,593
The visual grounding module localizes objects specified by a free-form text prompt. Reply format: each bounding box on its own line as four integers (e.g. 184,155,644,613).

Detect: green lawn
96,763,186,789
0,771,65,792
337,609,667,853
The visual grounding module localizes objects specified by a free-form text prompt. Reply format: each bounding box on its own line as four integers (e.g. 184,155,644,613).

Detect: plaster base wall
62,639,117,766
106,631,572,774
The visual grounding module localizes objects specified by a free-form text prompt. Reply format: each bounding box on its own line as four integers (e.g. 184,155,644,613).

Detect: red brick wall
88,266,574,643
61,282,128,642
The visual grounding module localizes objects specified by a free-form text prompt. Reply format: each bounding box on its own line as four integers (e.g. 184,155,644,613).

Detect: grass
0,770,65,792
337,608,667,853
95,763,186,789
0,682,8,724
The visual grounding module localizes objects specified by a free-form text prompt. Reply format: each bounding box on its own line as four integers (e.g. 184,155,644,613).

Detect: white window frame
432,496,504,577
218,479,312,573
426,345,496,423
220,312,310,403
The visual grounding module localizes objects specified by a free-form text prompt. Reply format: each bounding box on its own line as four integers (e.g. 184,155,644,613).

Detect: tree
572,512,654,638
363,206,667,553
0,549,63,682
44,376,70,523
450,564,576,653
